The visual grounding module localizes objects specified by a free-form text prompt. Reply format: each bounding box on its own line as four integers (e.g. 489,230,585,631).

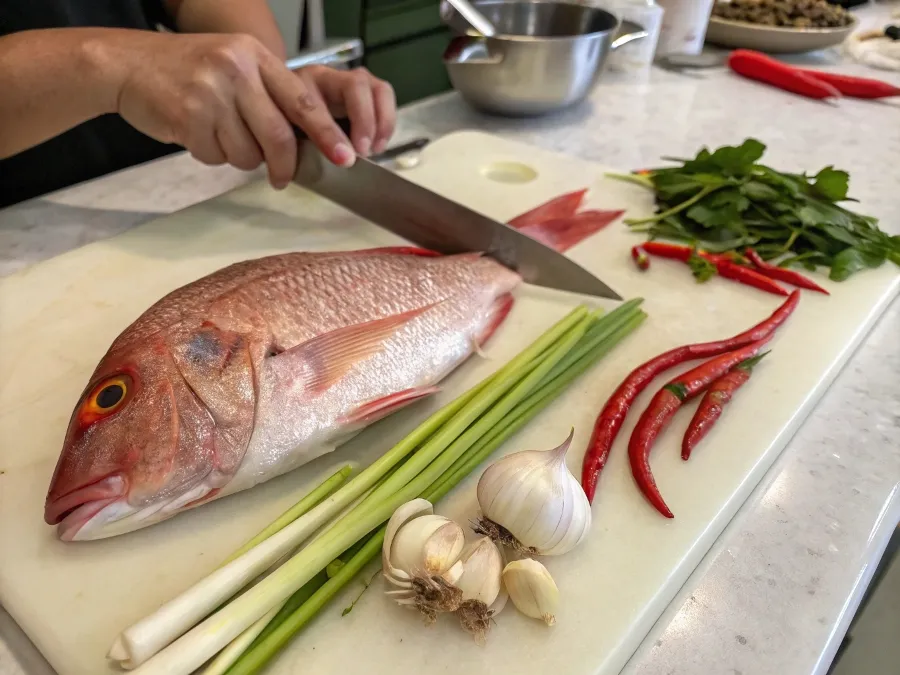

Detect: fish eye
84,376,131,417
96,384,125,409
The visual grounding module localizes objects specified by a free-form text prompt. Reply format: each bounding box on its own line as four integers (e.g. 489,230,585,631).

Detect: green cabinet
323,0,454,105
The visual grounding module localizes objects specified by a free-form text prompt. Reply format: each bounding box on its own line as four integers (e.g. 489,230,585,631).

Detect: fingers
307,67,397,156
216,109,264,172
258,52,355,167
370,77,397,154
183,92,227,167
336,69,376,156
234,72,298,188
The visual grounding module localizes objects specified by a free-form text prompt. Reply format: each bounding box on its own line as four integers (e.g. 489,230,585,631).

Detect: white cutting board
0,131,897,675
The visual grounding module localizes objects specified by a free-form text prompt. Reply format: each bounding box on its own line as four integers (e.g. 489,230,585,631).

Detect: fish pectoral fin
274,302,442,396
340,386,440,426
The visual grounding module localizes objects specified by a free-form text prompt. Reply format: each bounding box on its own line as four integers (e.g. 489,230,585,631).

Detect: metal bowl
441,0,646,117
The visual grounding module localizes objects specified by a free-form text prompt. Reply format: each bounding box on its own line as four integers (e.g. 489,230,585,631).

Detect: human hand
111,32,397,188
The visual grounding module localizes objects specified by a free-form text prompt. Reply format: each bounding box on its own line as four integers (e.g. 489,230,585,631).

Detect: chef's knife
291,126,622,300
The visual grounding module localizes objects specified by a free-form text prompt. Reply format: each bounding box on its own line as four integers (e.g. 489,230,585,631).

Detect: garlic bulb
502,559,559,626
476,428,591,556
382,501,508,642
382,499,465,621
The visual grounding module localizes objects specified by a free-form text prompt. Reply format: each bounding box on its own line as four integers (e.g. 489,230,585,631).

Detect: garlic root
456,600,493,646
473,517,538,555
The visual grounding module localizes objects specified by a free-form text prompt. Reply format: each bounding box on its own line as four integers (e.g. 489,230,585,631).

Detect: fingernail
358,137,372,156
334,142,356,167
373,139,388,154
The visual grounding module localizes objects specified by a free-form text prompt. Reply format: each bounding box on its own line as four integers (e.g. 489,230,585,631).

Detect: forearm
166,0,287,60
0,28,129,159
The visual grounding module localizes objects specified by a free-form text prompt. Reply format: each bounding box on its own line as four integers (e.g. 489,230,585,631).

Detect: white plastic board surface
0,131,897,675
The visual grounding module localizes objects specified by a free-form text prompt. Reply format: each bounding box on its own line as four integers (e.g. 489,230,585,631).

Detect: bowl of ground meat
706,0,857,53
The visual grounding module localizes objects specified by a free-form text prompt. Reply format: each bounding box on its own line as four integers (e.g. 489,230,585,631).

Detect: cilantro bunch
622,139,900,281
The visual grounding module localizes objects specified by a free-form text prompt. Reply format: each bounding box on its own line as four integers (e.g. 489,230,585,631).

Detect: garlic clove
476,429,591,556
422,521,467,576
454,537,506,645
389,515,463,578
382,499,434,584
455,537,504,606
441,559,464,587
502,559,559,626
488,544,510,616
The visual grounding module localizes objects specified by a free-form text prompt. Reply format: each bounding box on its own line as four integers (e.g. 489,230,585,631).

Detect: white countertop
1,4,899,673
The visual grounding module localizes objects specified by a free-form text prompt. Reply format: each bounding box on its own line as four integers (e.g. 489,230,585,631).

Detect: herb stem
625,185,720,226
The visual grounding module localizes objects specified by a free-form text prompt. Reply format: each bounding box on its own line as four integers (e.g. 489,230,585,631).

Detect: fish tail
517,210,625,253
507,189,589,229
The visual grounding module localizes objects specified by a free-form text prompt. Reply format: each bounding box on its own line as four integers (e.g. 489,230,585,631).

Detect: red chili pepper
629,339,771,518
793,68,900,99
641,241,693,262
632,245,650,271
727,50,841,100
681,352,768,461
580,290,800,503
641,242,789,296
744,248,830,295
715,259,790,296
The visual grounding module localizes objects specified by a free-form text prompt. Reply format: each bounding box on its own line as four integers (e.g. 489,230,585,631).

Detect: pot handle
611,20,648,50
442,35,504,65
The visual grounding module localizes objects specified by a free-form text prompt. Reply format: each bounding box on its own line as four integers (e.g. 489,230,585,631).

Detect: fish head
44,326,256,541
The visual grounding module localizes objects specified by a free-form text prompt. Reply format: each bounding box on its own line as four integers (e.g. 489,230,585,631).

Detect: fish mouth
56,498,122,542
47,477,218,541
44,475,127,526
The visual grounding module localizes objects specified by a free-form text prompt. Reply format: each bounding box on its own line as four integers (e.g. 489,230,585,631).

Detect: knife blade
291,129,622,300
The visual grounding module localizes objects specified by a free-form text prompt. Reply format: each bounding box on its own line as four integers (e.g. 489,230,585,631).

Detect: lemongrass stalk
200,608,279,675
222,466,353,567
127,309,590,675
227,312,647,675
107,481,370,670
224,533,385,675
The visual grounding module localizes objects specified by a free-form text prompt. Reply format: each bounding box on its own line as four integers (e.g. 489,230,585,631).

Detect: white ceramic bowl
704,14,857,54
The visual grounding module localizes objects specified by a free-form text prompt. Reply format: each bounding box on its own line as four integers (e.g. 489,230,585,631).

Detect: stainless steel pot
441,0,647,116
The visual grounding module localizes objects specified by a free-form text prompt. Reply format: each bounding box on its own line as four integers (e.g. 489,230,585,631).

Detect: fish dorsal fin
272,301,442,396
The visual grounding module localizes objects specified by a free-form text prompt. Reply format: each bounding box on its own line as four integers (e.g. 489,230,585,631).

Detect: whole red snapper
44,189,607,541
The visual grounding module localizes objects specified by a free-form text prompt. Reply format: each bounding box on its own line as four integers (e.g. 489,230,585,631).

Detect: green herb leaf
820,223,862,247
829,243,887,281
686,188,750,230
741,180,781,201
812,166,850,201
712,138,766,174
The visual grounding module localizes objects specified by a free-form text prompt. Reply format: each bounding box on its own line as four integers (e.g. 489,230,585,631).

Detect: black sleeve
141,0,177,32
